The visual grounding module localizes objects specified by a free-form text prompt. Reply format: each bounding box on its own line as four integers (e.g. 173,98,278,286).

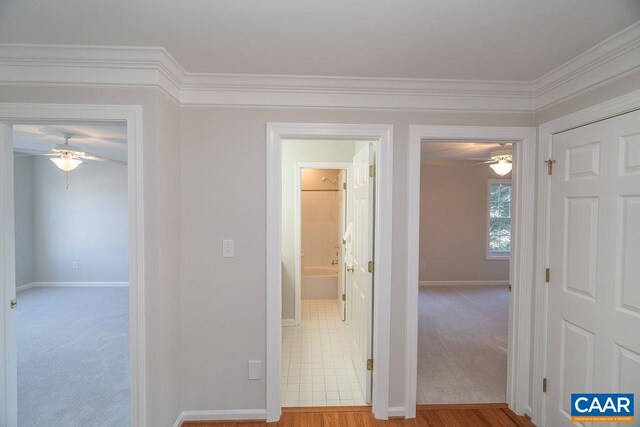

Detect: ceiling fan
14,132,127,172
476,147,513,176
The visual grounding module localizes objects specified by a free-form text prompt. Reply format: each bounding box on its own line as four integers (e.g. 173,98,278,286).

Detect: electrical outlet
73,261,80,270
223,240,235,257
248,360,261,380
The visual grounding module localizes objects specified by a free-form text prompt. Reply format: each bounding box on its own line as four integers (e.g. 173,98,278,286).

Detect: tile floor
281,299,366,407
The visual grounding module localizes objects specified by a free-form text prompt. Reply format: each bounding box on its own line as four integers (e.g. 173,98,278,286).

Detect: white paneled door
546,109,640,426
350,143,374,405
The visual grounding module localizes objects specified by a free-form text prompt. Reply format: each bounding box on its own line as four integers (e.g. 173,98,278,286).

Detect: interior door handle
347,266,354,273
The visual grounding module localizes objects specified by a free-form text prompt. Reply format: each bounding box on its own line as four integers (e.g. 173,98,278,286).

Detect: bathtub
301,266,339,299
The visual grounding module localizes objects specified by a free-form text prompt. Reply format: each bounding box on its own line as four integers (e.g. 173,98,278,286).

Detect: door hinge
341,293,346,302
543,378,547,393
508,284,512,292
545,268,550,283
10,299,16,309
368,260,374,273
369,164,376,178
545,159,556,176
343,182,347,190
367,359,373,371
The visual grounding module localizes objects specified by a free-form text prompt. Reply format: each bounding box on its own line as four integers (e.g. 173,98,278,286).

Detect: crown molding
532,20,640,110
0,21,639,112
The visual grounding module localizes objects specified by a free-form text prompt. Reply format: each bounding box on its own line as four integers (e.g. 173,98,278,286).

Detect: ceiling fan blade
13,148,55,156
472,160,495,165
82,153,127,166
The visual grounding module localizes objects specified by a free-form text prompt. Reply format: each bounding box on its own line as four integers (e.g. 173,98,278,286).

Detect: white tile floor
281,299,366,407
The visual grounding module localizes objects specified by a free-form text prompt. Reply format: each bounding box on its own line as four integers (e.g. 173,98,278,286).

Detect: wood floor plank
183,405,536,427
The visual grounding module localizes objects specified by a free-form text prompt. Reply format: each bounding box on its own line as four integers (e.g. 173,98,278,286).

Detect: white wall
14,156,35,287
179,108,532,415
419,160,510,282
18,156,129,283
281,141,355,319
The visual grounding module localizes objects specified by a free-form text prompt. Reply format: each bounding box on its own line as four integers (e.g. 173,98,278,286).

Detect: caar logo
571,393,634,423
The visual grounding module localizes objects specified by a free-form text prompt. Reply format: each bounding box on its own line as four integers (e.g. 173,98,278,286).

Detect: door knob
347,266,354,273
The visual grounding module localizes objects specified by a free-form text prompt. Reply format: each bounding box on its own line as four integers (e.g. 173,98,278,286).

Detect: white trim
406,125,536,420
1,21,639,112
0,103,145,427
532,89,640,427
533,21,640,110
281,319,297,327
486,179,512,260
16,282,129,292
266,123,393,422
293,161,352,326
179,409,267,423
419,281,510,287
388,407,406,418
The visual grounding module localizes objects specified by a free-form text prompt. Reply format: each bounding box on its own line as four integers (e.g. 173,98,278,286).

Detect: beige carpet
417,285,508,404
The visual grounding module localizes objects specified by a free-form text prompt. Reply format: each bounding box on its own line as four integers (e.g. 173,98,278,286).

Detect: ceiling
421,141,512,160
0,1,639,81
13,123,127,162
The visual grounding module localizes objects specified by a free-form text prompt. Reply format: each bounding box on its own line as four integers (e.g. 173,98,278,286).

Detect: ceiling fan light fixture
51,152,83,172
489,158,512,176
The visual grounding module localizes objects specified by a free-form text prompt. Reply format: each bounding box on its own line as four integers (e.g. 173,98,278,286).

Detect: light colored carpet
17,287,130,427
417,285,508,404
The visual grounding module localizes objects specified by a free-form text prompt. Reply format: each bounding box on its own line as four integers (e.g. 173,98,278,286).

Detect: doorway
13,122,130,426
417,142,513,404
266,123,393,421
406,125,537,419
0,104,145,427
283,142,372,408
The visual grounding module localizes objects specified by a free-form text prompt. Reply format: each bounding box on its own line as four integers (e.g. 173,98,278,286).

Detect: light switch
248,360,261,380
223,239,235,257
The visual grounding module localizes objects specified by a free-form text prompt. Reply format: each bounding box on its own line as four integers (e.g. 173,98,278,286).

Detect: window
487,179,511,259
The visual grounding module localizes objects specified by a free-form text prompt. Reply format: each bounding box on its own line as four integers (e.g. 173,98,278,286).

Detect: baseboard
16,282,37,292
282,318,297,327
16,281,129,292
176,409,267,425
419,280,509,287
388,406,406,418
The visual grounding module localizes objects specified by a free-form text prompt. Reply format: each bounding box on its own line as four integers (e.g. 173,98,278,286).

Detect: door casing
266,123,393,422
406,125,537,420
0,103,145,427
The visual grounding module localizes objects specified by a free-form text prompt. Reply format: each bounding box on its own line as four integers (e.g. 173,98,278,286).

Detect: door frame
533,88,640,426
266,123,393,422
405,125,537,419
293,161,352,326
0,103,145,427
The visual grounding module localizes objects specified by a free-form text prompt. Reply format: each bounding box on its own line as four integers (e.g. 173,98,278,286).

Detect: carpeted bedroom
13,123,130,427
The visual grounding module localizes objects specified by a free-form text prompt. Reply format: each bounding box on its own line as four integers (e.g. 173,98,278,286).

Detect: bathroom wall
301,169,340,269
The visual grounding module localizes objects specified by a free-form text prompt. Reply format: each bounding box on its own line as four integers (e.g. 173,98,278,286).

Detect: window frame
486,178,512,260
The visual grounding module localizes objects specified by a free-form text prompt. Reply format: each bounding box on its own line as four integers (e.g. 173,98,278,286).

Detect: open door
338,169,347,321
349,142,374,404
545,109,640,426
0,122,17,427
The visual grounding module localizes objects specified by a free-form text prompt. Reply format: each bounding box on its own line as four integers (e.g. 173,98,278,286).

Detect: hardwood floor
182,404,535,426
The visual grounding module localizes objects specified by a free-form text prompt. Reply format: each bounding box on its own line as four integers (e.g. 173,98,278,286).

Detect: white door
0,123,17,427
546,110,640,426
350,143,374,404
338,169,347,321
